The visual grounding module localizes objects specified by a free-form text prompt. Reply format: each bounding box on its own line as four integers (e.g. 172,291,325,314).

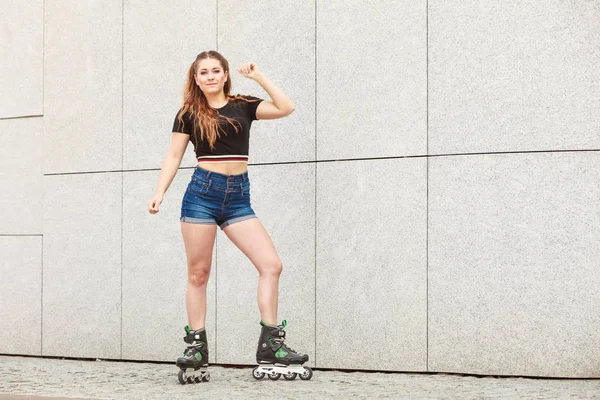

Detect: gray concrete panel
316,1,427,160
218,0,315,163
428,152,600,377
215,164,315,365
0,237,42,355
42,173,122,358
0,118,43,234
429,1,600,154
44,0,122,174
316,158,427,370
122,168,217,362
123,1,216,170
0,1,43,118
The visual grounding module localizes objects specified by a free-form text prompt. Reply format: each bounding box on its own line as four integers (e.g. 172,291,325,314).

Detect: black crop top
172,95,263,163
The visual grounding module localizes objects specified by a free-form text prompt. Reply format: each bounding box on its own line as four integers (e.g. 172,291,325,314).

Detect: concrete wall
1,0,598,377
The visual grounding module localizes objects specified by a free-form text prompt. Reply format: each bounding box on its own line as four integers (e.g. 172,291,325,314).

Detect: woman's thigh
222,218,280,270
181,222,218,272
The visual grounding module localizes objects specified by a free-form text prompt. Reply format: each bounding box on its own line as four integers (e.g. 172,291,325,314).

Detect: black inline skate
252,320,313,381
176,326,210,384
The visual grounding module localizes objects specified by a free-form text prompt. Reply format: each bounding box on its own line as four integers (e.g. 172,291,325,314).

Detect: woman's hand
238,62,262,80
148,193,164,214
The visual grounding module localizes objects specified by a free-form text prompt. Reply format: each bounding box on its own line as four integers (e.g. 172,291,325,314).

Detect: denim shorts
180,166,256,229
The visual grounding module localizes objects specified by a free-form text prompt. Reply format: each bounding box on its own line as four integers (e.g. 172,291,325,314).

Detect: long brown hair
177,51,252,149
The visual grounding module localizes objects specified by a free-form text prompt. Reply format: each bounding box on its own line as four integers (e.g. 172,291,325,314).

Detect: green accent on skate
195,352,202,361
185,325,190,334
276,348,288,358
261,320,287,328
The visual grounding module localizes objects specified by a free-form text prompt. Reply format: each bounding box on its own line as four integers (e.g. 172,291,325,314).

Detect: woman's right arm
148,132,190,214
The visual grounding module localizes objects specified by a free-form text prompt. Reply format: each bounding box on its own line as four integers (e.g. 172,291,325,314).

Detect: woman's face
195,58,228,95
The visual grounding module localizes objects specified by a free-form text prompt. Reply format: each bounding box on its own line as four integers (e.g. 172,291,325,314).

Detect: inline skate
252,320,313,381
176,326,210,384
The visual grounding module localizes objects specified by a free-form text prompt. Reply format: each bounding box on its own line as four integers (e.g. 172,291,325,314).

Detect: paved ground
0,356,599,399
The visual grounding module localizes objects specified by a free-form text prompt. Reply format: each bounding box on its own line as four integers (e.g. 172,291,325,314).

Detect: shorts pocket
189,178,211,195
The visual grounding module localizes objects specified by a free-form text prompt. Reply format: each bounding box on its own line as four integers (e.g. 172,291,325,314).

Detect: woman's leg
181,222,217,330
222,218,282,325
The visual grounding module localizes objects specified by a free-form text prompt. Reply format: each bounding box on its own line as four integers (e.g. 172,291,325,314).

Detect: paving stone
0,356,598,399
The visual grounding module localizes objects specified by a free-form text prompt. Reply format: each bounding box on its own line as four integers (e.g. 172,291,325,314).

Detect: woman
147,51,311,383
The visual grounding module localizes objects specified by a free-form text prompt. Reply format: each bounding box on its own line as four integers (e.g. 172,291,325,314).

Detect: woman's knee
188,266,211,287
259,258,283,276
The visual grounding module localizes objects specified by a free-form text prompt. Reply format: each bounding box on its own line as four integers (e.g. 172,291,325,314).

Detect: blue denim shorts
180,166,256,229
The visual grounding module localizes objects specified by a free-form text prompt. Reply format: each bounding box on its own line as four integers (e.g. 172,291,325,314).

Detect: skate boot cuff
260,324,286,338
183,326,207,346
260,320,287,329
184,325,206,334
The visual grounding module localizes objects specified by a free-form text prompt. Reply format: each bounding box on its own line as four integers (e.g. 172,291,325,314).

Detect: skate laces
271,336,297,354
183,347,196,357
283,341,298,354
274,321,297,353
183,341,205,357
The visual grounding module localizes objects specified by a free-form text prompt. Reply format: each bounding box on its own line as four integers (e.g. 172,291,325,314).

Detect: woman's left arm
239,62,295,120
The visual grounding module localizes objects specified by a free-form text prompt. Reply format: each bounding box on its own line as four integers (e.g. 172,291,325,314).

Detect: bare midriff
197,161,248,176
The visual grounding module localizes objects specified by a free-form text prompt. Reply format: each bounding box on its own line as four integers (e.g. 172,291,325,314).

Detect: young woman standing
148,51,311,383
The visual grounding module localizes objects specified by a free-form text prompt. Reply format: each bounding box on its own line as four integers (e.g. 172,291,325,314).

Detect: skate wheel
252,367,265,380
202,372,211,382
194,376,202,383
283,372,297,380
177,370,187,385
299,366,313,380
268,372,281,381
186,376,194,384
